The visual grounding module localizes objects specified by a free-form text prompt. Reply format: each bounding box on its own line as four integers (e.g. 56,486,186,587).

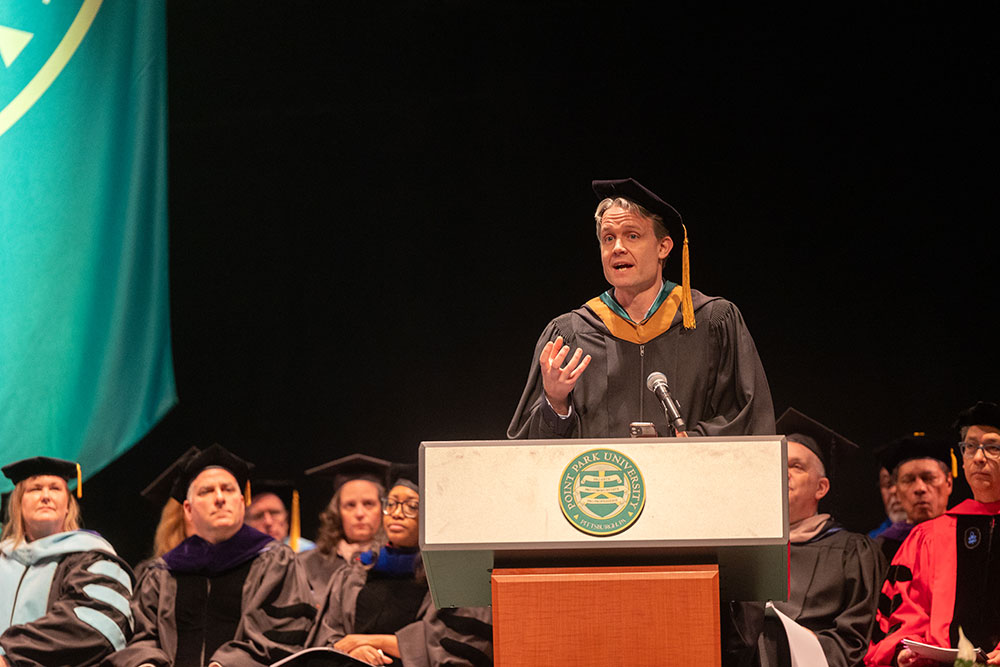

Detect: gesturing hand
539,335,591,415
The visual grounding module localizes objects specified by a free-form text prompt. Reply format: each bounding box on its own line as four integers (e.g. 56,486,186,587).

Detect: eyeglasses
382,498,419,518
959,442,1000,460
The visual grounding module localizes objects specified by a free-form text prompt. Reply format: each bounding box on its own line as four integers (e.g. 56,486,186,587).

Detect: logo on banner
0,0,101,137
559,448,645,536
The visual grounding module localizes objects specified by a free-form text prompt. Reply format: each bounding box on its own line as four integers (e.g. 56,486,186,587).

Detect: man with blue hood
0,456,134,666
107,443,316,667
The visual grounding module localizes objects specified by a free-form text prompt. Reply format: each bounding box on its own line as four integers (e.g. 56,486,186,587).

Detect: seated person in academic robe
299,454,389,601
508,177,774,440
0,456,135,666
757,409,886,667
246,479,316,553
866,401,1000,667
107,444,316,667
133,447,200,581
310,465,493,667
872,435,954,564
867,446,908,540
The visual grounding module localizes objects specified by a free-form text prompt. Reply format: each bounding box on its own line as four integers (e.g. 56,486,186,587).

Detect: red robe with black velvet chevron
865,498,1000,666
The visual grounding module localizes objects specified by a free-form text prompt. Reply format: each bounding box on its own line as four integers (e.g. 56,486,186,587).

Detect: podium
419,436,788,666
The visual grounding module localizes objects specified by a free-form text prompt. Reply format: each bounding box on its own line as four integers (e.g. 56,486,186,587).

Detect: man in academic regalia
866,401,1000,667
753,408,886,667
872,434,954,563
246,478,316,553
508,177,774,440
107,444,316,667
867,445,909,540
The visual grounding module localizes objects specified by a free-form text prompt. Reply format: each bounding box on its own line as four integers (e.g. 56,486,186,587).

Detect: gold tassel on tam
75,463,82,498
290,489,301,552
951,449,959,478
681,223,695,329
245,480,252,506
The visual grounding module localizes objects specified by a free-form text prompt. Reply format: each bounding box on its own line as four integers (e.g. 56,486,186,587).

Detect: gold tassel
681,223,696,329
290,489,301,552
951,448,959,478
76,463,82,499
245,480,252,506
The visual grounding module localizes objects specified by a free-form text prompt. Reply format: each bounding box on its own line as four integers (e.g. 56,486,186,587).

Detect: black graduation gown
762,519,887,667
508,288,775,439
107,530,316,666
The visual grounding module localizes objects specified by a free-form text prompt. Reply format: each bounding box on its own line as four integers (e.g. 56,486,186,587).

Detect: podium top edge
419,435,787,448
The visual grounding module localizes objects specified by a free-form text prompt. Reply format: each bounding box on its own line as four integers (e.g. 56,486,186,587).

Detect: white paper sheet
766,601,829,667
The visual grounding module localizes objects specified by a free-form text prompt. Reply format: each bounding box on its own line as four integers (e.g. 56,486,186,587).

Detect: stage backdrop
0,0,174,492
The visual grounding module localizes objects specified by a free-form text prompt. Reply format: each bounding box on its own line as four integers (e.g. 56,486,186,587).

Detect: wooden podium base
491,564,720,667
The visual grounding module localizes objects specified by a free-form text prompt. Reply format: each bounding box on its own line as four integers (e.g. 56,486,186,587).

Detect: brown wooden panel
492,564,720,667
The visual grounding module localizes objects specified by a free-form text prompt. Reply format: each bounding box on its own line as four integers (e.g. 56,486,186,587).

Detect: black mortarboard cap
387,462,419,493
592,177,695,329
592,178,683,236
2,456,79,485
880,432,954,476
170,443,253,504
952,401,1000,433
776,408,859,475
305,453,391,491
140,447,201,507
2,456,83,498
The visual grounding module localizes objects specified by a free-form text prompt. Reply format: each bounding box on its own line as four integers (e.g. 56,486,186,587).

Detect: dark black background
82,3,996,566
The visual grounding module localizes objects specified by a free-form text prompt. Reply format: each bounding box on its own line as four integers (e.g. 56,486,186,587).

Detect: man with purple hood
107,444,316,667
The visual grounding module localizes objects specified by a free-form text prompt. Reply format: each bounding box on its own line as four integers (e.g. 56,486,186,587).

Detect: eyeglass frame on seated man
381,497,419,518
959,441,1000,460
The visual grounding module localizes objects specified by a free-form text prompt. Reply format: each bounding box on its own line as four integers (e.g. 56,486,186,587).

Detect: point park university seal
559,448,645,536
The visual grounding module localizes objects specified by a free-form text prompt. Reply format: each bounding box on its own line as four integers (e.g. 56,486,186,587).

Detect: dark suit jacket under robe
508,285,775,439
311,563,493,667
763,519,886,667
107,537,316,667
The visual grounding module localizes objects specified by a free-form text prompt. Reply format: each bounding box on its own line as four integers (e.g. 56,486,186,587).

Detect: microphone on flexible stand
646,371,687,435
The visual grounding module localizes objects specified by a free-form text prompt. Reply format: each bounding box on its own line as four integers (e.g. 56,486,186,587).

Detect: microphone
646,372,687,434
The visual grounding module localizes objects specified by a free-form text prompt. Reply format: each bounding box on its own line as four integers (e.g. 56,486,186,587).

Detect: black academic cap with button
776,407,859,476
305,453,391,492
2,456,83,498
387,462,419,493
140,447,201,507
592,177,695,329
2,456,79,485
952,401,1000,432
880,433,955,476
170,443,253,504
592,177,683,235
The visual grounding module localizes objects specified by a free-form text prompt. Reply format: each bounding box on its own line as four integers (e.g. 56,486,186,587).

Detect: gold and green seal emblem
559,448,645,536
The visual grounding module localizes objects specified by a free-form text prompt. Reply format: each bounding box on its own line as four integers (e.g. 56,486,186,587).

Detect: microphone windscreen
646,371,668,392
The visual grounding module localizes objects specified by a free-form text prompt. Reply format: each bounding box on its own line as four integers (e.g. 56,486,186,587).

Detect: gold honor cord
0,0,103,138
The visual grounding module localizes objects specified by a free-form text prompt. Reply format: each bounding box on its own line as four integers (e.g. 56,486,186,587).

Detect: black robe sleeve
102,562,174,667
212,545,317,667
507,317,581,439
395,601,494,667
0,550,135,667
693,300,774,437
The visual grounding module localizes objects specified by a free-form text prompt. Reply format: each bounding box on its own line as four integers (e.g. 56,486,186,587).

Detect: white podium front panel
420,436,787,549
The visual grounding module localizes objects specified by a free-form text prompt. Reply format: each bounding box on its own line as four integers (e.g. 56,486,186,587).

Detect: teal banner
0,0,175,491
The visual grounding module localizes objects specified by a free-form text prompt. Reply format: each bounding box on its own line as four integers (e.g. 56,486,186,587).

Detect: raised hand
538,335,591,415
